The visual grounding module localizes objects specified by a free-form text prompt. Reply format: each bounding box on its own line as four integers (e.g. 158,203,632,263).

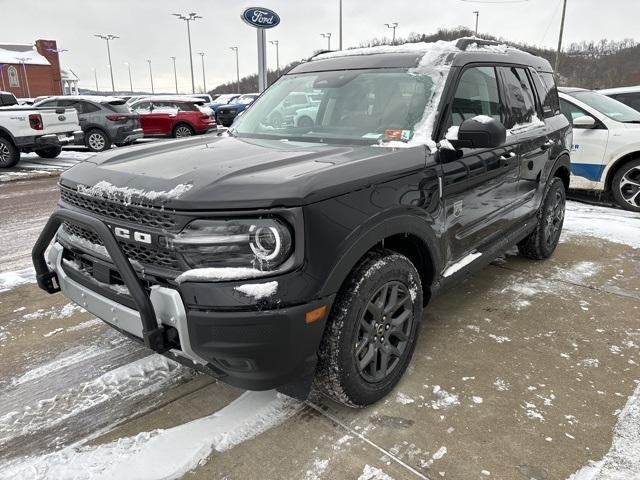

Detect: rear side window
498,66,537,128
449,66,503,127
0,93,17,106
537,72,561,117
104,101,131,114
176,102,198,112
609,93,640,112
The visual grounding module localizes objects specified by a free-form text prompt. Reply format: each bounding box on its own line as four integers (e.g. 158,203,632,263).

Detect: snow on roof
43,95,124,103
598,85,640,95
0,43,50,65
314,39,460,60
141,95,205,102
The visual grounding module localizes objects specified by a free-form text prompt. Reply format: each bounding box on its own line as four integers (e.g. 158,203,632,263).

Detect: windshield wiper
622,120,640,124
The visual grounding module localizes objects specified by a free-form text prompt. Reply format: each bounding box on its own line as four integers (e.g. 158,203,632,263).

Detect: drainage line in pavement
306,401,431,480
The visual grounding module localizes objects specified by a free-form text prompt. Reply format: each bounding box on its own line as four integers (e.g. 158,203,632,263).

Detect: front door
559,98,609,189
439,65,520,260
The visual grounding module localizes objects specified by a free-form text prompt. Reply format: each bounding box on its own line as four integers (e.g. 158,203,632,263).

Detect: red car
130,96,216,138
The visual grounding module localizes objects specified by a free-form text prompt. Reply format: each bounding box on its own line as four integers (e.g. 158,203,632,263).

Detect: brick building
0,39,66,98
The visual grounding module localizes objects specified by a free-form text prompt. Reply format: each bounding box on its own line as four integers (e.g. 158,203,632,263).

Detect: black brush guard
32,207,169,352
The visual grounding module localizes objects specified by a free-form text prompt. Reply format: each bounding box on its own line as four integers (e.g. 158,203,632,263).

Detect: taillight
29,114,43,130
106,114,128,122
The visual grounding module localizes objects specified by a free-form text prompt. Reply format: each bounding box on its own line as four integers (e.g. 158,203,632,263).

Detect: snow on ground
0,267,35,292
1,390,301,480
563,201,640,249
568,381,640,480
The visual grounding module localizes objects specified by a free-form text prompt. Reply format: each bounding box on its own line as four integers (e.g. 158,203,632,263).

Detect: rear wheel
314,250,422,407
297,116,314,128
518,177,566,260
35,146,62,159
0,137,20,168
173,123,194,138
611,158,640,212
85,129,111,152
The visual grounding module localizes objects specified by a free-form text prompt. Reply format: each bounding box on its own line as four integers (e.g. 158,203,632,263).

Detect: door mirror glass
573,115,596,129
455,116,506,149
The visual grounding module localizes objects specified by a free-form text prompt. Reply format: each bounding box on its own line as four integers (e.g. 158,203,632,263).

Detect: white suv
559,87,640,211
598,85,640,112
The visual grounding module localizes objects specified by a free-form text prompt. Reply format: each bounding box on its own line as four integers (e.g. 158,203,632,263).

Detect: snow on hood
76,181,193,206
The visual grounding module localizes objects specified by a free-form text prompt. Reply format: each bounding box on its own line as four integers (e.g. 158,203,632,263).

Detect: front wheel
314,250,423,407
518,177,566,260
35,146,62,159
611,158,640,212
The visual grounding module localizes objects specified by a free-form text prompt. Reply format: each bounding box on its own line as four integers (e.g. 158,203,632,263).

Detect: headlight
170,218,293,270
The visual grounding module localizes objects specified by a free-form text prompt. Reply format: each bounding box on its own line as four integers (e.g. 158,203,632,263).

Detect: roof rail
308,49,335,60
456,37,501,50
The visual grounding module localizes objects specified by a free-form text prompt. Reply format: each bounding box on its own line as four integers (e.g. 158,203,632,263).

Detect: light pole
147,59,154,94
94,34,118,93
170,56,178,94
92,68,99,92
555,0,568,78
14,57,31,97
321,33,332,51
124,62,133,93
172,12,202,94
473,11,479,35
269,40,280,76
230,47,240,94
339,0,343,50
384,22,398,44
197,52,206,93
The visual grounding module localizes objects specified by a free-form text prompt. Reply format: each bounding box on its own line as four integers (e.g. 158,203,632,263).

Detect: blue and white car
559,87,640,211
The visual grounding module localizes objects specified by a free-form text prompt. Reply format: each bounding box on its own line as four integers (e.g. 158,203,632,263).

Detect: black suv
34,39,570,407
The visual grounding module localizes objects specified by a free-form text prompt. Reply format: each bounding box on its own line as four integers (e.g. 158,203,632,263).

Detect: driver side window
559,99,595,128
449,66,503,128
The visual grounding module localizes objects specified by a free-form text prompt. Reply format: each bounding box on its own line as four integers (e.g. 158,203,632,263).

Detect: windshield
235,95,258,105
571,91,640,123
232,69,434,145
215,94,238,105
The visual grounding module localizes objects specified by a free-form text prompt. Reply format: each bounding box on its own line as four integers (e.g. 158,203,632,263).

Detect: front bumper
33,208,333,392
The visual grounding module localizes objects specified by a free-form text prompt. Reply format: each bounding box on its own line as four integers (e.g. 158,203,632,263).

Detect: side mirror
455,116,506,149
573,115,596,129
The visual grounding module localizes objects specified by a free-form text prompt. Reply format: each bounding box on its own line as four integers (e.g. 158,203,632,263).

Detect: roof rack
456,37,501,50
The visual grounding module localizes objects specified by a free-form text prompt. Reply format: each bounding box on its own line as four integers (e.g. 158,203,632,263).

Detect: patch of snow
579,358,600,368
488,334,511,344
0,267,36,292
358,464,395,480
445,125,459,140
443,251,482,277
43,328,64,338
472,115,494,124
66,318,104,332
494,378,511,392
396,392,415,405
563,201,640,249
2,390,300,480
77,181,193,206
472,396,483,404
176,267,270,284
481,470,491,476
430,385,460,410
234,281,278,300
523,402,545,422
507,113,545,136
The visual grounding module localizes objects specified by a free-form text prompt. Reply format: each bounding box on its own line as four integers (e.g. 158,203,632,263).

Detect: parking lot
1,169,638,479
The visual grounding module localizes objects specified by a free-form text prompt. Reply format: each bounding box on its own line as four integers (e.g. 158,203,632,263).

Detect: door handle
540,140,554,151
500,152,516,160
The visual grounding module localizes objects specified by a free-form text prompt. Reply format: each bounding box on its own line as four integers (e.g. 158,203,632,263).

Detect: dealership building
0,39,79,98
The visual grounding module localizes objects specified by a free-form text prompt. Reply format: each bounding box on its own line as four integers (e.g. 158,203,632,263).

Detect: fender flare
318,209,443,298
0,126,16,144
548,151,571,187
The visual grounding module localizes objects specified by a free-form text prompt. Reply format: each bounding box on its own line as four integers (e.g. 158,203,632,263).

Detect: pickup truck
33,38,570,406
0,91,83,168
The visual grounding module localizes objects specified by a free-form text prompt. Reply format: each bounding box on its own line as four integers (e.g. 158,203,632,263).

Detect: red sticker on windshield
385,129,403,140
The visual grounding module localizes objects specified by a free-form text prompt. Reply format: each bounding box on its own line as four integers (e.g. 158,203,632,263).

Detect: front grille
62,221,180,270
60,187,178,231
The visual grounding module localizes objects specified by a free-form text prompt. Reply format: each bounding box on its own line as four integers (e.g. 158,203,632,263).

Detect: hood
60,135,427,210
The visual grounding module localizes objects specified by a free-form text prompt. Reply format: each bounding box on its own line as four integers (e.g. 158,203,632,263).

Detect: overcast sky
1,0,637,93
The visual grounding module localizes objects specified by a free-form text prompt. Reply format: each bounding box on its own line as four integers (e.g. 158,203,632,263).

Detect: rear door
132,101,158,134
439,65,520,260
559,97,609,189
496,66,549,215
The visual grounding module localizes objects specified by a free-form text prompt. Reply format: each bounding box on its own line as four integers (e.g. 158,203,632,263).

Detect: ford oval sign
241,7,280,29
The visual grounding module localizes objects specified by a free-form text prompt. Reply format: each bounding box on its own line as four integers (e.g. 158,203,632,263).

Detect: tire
518,177,566,260
297,116,314,128
172,123,194,138
35,146,62,159
0,136,20,168
85,129,111,152
611,158,640,212
314,249,423,407
270,112,283,128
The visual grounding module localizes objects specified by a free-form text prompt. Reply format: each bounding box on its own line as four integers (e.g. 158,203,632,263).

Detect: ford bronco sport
33,39,570,407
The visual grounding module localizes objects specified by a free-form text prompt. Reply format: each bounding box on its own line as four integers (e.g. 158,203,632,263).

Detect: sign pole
257,28,267,92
